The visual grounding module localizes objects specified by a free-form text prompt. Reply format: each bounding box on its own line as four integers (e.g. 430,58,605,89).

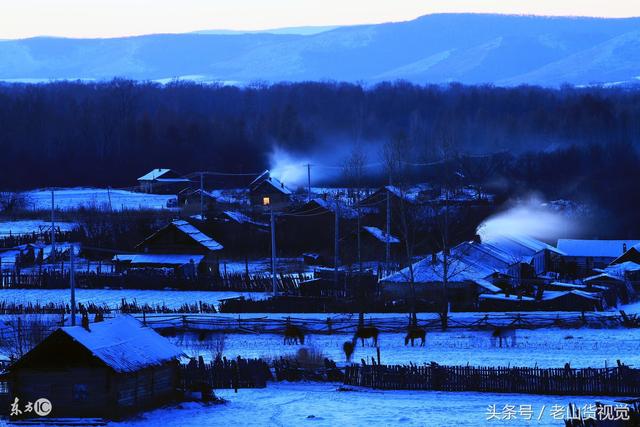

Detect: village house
2,316,183,419
556,239,640,277
137,168,191,194
248,170,292,207
380,234,565,310
114,220,223,278
380,250,502,311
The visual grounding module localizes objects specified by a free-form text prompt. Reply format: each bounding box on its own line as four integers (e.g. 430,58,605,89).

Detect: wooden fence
344,363,640,396
179,356,272,391
0,270,309,292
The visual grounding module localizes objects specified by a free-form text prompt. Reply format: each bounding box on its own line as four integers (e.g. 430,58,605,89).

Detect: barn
2,316,183,419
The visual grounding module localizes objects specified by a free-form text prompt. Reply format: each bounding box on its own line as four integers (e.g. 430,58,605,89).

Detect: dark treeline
0,80,639,235
0,80,638,189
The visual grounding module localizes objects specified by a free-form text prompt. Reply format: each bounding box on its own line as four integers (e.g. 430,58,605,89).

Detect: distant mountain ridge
1,13,640,86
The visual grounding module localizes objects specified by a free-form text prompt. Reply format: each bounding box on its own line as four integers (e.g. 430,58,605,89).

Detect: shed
3,316,183,419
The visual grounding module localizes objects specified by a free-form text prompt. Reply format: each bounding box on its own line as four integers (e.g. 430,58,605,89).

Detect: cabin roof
363,226,400,244
249,170,292,195
137,168,188,182
9,316,183,374
556,239,640,258
171,220,223,251
62,316,183,372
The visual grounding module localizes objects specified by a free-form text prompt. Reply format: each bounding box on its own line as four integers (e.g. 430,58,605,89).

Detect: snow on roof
249,170,270,188
556,239,640,258
61,316,183,373
583,272,625,283
478,294,535,302
603,261,640,277
220,210,268,227
473,278,501,293
541,290,600,301
483,234,564,257
363,226,400,244
171,220,223,251
249,170,292,195
261,177,292,195
138,168,172,181
549,281,589,290
381,234,557,285
382,252,496,284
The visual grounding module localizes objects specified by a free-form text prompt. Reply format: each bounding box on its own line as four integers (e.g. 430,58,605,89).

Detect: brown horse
284,324,305,345
355,326,379,347
404,327,426,346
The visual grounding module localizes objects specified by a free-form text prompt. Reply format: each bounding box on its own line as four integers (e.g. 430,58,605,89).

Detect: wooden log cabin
2,316,183,419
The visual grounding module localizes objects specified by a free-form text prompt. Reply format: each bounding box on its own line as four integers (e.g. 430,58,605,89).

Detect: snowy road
113,382,611,426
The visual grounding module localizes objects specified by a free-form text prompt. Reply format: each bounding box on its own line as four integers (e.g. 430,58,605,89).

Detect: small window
73,384,88,402
262,196,271,206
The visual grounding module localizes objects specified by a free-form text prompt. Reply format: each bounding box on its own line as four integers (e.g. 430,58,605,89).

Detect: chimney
623,243,627,253
473,234,481,244
431,252,437,264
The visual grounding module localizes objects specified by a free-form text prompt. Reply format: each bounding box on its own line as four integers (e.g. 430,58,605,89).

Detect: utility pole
70,244,76,326
200,172,204,220
334,201,340,291
107,186,113,212
385,177,391,273
50,189,56,263
306,163,312,202
270,207,277,296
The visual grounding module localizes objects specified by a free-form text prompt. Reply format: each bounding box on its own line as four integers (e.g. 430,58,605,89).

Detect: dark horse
491,326,516,348
283,324,305,345
343,337,356,363
355,326,379,347
404,327,426,346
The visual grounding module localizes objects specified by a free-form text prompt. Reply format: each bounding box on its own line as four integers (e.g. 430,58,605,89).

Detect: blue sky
2,0,640,39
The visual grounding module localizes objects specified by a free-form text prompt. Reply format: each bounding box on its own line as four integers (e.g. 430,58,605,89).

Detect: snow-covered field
22,188,176,211
0,289,269,308
177,327,640,369
114,382,610,427
0,219,78,235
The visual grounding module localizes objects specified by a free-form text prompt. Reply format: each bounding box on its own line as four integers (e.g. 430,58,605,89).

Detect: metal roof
171,220,223,251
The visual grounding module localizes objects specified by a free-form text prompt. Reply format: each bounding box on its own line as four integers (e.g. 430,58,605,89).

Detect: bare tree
343,145,367,273
383,133,419,315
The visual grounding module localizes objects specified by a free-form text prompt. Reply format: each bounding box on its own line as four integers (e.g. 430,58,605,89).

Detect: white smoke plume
477,195,581,243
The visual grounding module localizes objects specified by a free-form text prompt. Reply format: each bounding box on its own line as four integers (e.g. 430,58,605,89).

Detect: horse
355,326,379,347
491,326,517,348
343,338,356,363
404,327,426,346
283,324,305,345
